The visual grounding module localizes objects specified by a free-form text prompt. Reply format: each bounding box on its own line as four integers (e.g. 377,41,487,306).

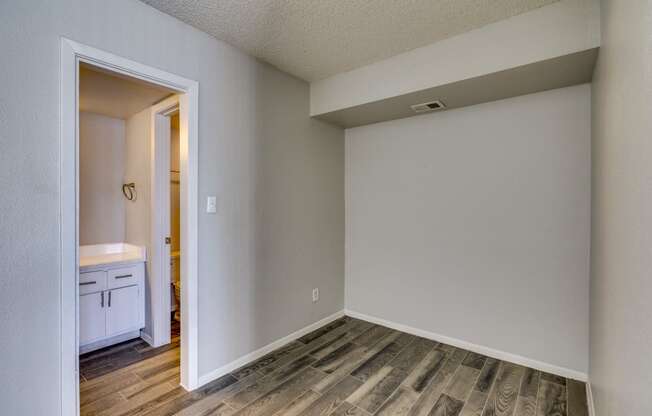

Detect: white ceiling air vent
411,100,446,113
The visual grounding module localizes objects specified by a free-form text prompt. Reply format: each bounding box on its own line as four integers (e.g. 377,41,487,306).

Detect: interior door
152,103,174,346
79,292,105,345
106,285,140,336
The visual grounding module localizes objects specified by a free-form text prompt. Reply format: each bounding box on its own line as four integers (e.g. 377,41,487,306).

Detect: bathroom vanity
79,243,146,353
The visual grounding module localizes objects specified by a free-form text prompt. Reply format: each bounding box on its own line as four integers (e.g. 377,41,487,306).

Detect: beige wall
79,111,126,245
590,1,652,415
346,85,591,374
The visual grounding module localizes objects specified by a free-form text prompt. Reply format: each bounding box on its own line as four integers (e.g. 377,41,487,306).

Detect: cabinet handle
80,281,96,286
101,291,104,308
108,291,112,307
115,274,132,279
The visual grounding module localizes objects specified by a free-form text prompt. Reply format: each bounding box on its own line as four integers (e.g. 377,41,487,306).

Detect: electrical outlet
312,288,319,303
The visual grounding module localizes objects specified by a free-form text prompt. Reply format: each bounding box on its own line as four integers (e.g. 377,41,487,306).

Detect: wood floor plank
346,336,435,414
536,380,567,416
231,367,324,416
461,353,487,371
260,320,366,377
171,396,236,416
348,365,409,413
351,325,394,348
311,348,367,394
402,349,447,395
567,380,588,416
81,392,127,416
428,394,465,416
459,391,488,416
540,373,566,386
391,338,438,374
375,387,419,416
448,349,469,366
481,363,524,416
143,374,239,416
444,365,480,402
120,369,180,400
313,342,361,374
94,381,181,416
81,372,143,407
308,321,375,360
307,333,352,361
408,355,461,416
394,333,418,348
513,368,540,416
297,317,350,344
135,359,180,380
230,341,305,380
473,358,500,394
435,344,455,354
82,349,180,393
295,375,362,416
122,386,188,416
311,331,399,394
271,390,322,416
519,369,540,399
329,402,371,416
225,355,317,409
514,397,537,416
350,340,404,382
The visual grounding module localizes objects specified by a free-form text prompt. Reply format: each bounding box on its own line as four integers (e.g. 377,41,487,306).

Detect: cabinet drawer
108,265,142,289
79,271,107,295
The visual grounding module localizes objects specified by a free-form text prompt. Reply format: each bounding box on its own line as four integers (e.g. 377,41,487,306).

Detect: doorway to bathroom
60,39,200,416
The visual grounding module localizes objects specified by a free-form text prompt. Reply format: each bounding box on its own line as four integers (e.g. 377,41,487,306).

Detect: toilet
171,251,181,322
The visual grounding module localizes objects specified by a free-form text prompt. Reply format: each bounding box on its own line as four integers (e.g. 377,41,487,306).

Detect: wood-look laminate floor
79,316,588,416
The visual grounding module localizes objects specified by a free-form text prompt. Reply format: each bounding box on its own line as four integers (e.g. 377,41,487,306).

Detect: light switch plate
206,196,217,213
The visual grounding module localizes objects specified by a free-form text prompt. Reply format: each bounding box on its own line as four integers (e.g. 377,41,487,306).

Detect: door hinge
165,237,171,244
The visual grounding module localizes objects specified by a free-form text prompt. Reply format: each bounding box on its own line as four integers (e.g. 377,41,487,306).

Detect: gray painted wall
79,112,126,245
345,85,591,374
0,1,344,414
590,1,652,415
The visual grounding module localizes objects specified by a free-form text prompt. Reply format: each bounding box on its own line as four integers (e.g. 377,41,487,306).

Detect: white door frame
60,38,200,416
149,96,179,348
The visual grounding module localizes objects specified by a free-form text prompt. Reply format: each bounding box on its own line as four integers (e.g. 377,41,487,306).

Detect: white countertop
80,243,147,269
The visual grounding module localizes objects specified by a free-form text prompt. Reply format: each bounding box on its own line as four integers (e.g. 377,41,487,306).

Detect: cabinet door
106,285,140,337
80,292,106,345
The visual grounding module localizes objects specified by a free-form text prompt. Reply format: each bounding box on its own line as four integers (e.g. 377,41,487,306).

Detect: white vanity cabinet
79,261,145,353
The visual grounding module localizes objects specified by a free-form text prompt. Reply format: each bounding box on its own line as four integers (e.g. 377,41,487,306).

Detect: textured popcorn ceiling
140,0,558,82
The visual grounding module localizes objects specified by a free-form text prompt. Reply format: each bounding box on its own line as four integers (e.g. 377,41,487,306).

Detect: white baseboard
586,381,596,416
345,309,588,382
197,310,345,387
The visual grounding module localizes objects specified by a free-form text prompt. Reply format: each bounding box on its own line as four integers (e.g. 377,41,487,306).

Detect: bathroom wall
590,1,652,414
0,1,344,413
79,111,126,245
346,85,591,375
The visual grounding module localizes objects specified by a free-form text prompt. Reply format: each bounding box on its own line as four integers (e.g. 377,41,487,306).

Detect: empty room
0,1,649,416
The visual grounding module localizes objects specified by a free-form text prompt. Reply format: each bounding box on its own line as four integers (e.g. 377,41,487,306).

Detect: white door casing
60,38,200,416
